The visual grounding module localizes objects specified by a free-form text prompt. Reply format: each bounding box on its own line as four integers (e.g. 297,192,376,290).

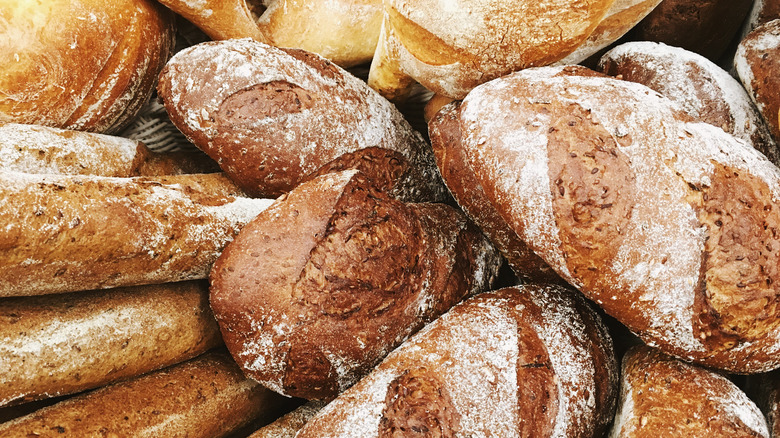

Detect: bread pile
3,0,780,436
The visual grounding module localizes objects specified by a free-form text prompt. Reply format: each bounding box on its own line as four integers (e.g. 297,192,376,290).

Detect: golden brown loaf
210,170,501,400
0,0,175,133
296,285,618,437
0,352,291,438
0,281,221,407
0,172,273,297
155,0,267,43
157,39,446,202
610,345,769,437
452,66,780,373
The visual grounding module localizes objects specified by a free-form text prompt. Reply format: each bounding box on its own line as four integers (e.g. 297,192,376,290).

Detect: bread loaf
610,345,769,437
453,67,780,373
741,0,780,39
366,0,616,101
0,172,273,297
0,123,218,176
295,285,617,437
247,400,326,438
0,352,291,437
599,41,780,165
0,0,175,133
735,20,780,147
155,0,266,43
0,281,221,407
157,39,445,202
209,170,502,400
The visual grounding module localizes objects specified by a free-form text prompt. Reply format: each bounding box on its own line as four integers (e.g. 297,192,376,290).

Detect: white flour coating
600,41,778,164
735,20,780,120
0,123,141,175
710,377,770,437
250,400,325,438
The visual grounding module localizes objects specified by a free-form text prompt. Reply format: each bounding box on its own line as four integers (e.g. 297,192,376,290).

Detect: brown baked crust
456,67,780,372
428,100,564,285
599,41,780,166
0,352,291,437
247,400,327,438
735,20,780,148
209,170,500,400
0,281,221,407
157,39,445,202
611,345,768,437
628,0,753,61
0,172,273,297
0,0,175,133
296,285,617,437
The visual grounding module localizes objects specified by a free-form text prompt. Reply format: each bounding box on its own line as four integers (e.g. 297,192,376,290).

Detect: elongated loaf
296,285,617,437
454,67,780,373
0,0,175,133
0,352,291,438
210,170,501,400
0,172,273,297
0,281,221,407
157,39,445,202
0,123,217,176
155,0,266,42
610,345,769,437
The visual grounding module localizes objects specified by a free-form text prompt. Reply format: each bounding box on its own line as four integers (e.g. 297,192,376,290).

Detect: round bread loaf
455,66,780,373
295,285,618,437
157,39,446,202
209,170,502,400
735,19,780,148
0,0,175,133
610,345,769,437
599,41,780,165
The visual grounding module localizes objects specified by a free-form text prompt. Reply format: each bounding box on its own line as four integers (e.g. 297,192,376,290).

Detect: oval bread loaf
209,170,502,400
455,67,780,372
0,281,221,407
157,39,446,202
295,285,618,437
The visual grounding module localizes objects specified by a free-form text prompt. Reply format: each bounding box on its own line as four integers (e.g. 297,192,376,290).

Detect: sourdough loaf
157,39,445,202
209,170,501,400
610,345,769,437
0,172,273,297
455,67,780,372
0,281,221,407
296,285,617,437
0,0,175,133
599,41,780,165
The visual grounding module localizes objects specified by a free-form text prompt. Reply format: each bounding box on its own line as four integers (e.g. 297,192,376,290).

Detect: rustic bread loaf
454,67,780,373
735,20,780,148
0,0,175,133
0,281,221,407
209,170,501,400
366,0,617,101
610,345,769,437
627,0,753,61
599,41,780,165
741,0,780,39
295,285,617,437
0,352,291,437
0,172,273,297
155,0,266,43
0,123,218,176
157,39,445,202
247,400,326,438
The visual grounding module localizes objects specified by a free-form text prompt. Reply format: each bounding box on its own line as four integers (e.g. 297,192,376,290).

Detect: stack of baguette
3,0,780,436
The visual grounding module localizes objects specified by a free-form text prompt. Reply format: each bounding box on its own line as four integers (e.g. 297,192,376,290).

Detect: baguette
209,170,502,400
296,285,618,437
0,281,221,407
0,352,291,437
0,123,218,176
157,39,446,202
454,67,780,372
0,172,273,297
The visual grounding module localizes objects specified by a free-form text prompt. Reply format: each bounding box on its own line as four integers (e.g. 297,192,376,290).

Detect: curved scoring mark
215,81,316,127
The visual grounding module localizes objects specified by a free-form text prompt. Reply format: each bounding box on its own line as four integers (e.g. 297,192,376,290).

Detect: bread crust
0,0,175,133
0,281,221,407
209,170,501,400
157,39,445,202
0,172,273,297
295,285,617,437
247,400,326,438
457,67,780,372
